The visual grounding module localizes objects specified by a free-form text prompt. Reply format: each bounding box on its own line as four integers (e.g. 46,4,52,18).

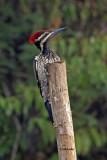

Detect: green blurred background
0,0,107,160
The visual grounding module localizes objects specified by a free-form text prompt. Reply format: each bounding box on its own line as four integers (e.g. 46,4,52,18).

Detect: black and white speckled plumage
30,28,67,123
33,45,60,122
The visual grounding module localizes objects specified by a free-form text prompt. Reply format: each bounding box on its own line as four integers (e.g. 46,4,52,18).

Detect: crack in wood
60,147,74,151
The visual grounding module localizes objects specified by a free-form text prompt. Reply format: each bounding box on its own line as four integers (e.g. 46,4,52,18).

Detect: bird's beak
46,27,67,42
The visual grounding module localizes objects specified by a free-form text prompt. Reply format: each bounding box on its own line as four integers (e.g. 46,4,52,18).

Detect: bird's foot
46,72,50,76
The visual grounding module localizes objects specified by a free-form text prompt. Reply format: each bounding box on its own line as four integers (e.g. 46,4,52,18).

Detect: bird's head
29,27,67,51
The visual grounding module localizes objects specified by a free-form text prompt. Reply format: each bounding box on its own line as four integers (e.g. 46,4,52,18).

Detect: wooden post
47,61,77,160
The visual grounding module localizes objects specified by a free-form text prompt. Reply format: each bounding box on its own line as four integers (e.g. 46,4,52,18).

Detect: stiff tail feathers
45,100,53,123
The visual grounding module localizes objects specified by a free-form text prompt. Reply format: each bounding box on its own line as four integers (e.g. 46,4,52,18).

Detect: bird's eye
45,32,49,36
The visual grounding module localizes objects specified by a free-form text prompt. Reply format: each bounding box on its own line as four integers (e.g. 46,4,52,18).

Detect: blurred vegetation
0,0,107,160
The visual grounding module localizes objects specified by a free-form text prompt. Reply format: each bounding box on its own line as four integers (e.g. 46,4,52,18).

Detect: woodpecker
29,27,67,123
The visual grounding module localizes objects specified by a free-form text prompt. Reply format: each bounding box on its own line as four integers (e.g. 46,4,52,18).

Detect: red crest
29,30,51,44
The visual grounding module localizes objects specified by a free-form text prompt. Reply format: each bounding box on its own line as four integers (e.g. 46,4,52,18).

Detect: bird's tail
45,100,53,123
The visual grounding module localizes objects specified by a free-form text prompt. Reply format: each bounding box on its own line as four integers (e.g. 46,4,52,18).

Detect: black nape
35,41,41,50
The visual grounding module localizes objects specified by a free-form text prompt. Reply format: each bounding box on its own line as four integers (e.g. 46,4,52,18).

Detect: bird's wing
33,57,53,123
33,58,42,96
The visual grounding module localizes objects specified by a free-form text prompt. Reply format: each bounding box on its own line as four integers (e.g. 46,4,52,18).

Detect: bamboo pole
47,61,77,160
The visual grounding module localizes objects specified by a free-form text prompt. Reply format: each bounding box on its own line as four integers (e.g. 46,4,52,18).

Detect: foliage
0,0,107,160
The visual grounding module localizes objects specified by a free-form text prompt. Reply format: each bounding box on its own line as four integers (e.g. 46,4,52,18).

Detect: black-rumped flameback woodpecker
29,27,67,123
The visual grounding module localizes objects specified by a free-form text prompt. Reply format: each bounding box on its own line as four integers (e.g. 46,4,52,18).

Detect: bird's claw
46,72,50,76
